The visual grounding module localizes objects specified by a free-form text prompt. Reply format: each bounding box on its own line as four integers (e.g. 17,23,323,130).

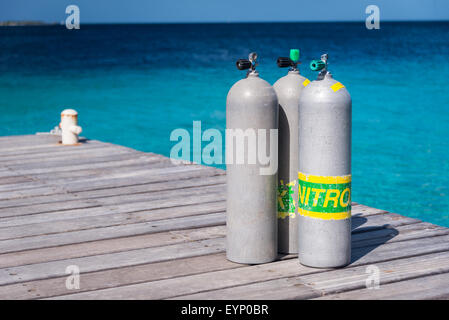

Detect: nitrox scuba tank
297,53,352,268
226,52,278,264
273,49,310,254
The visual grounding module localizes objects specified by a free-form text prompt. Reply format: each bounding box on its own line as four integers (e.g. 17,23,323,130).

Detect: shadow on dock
350,212,399,264
277,212,399,264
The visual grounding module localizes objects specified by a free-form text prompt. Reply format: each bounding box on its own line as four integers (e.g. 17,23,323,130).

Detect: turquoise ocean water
0,22,448,226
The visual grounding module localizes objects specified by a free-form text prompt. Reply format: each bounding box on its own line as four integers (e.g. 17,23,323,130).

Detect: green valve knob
310,59,325,71
289,49,300,63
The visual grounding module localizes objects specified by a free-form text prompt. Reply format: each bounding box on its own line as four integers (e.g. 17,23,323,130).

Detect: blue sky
1,0,448,23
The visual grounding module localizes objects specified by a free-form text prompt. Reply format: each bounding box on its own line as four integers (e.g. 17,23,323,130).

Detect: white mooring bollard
60,109,82,145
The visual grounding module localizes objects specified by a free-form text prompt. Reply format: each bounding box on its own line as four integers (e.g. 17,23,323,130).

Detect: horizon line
1,19,449,25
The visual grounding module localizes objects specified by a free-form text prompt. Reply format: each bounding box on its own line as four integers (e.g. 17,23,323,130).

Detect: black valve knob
236,59,252,70
277,57,293,68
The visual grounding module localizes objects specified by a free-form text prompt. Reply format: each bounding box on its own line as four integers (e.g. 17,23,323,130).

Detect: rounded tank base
298,256,351,269
226,253,277,265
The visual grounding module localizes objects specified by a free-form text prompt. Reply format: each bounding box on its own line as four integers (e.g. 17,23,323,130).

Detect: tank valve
310,53,329,79
60,109,82,145
236,52,258,73
277,49,300,71
310,60,325,71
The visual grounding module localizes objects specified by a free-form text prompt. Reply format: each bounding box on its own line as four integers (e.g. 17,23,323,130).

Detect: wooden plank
0,185,71,202
0,219,445,299
0,203,429,256
0,200,419,249
0,149,141,168
0,218,438,271
0,135,61,149
351,203,388,217
53,242,449,300
351,212,420,233
352,222,449,248
0,134,34,142
350,233,449,265
0,253,239,300
4,146,141,167
0,184,225,219
0,199,101,219
315,272,449,300
26,163,216,187
0,156,163,177
0,174,225,207
0,134,87,144
14,160,179,185
0,134,55,141
0,143,63,153
0,176,34,186
0,173,224,206
50,257,319,300
0,145,134,163
0,181,60,193
299,251,449,298
0,204,410,244
70,174,226,200
89,184,225,206
50,233,449,300
0,237,225,286
0,201,226,240
0,225,226,269
0,211,226,254
0,140,108,157
172,252,449,300
0,201,387,241
0,207,414,242
0,167,221,200
0,192,225,229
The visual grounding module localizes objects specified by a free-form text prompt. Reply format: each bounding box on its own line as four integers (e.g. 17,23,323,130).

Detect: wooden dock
0,134,448,300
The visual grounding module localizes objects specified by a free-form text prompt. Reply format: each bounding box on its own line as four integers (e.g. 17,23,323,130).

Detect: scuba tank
226,52,279,264
273,49,310,254
297,53,352,268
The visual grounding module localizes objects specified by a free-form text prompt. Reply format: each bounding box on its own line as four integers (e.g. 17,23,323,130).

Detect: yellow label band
303,79,311,87
331,82,345,92
298,172,351,220
298,172,351,184
299,208,351,220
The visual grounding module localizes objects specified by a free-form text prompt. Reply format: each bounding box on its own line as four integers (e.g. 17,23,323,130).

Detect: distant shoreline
0,21,59,27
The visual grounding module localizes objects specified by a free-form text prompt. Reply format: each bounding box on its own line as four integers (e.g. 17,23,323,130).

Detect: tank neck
288,69,300,75
247,70,259,78
317,70,333,80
